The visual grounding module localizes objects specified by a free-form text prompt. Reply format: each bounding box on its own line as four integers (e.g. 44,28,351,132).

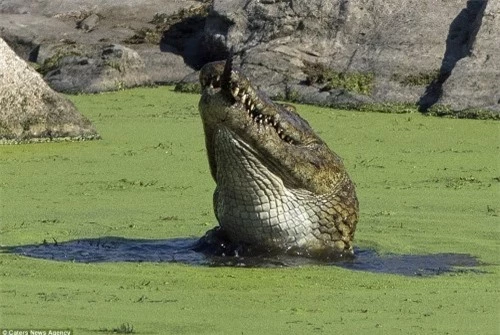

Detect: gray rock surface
1,0,498,116
434,0,500,115
203,0,497,115
0,0,199,90
0,38,99,143
77,13,100,32
39,43,152,93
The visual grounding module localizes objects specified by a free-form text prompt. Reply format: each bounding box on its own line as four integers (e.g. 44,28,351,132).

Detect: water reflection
2,236,484,276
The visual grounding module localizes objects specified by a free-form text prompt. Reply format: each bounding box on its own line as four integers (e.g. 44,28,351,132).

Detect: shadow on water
1,237,486,277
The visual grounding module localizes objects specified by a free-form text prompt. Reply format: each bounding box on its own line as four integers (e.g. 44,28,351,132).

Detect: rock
432,0,500,117
203,0,498,116
1,0,498,117
0,38,99,143
77,13,100,32
0,0,201,85
0,0,195,22
133,44,193,84
39,43,152,93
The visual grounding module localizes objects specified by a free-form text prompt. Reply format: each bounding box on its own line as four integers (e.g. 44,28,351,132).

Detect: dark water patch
1,237,486,277
338,249,484,276
3,237,204,265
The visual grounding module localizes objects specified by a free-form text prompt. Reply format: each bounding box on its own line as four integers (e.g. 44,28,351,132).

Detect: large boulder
202,0,498,115
432,0,500,116
2,0,498,117
0,0,200,88
38,43,152,93
0,38,99,143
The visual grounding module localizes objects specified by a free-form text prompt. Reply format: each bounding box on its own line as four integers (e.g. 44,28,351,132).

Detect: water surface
2,236,485,277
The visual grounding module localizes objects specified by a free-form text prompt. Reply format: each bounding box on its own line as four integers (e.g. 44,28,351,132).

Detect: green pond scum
1,87,499,334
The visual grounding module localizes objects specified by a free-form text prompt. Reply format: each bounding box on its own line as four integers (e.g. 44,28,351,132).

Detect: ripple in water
2,236,485,276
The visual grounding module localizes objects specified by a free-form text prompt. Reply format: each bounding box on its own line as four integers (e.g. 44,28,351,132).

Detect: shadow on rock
418,0,487,111
1,236,486,277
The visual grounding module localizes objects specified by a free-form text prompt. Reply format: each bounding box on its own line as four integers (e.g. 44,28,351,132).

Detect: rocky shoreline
1,0,498,118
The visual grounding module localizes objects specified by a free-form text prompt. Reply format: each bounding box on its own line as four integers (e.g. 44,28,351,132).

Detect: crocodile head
198,55,358,257
199,57,347,194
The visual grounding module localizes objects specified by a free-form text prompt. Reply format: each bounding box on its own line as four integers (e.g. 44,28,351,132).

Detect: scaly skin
197,55,359,258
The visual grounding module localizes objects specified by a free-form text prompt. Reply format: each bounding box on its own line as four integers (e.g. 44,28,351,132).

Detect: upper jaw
200,61,303,146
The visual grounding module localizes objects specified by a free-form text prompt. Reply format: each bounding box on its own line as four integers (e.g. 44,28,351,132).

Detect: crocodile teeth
240,95,295,144
232,87,240,97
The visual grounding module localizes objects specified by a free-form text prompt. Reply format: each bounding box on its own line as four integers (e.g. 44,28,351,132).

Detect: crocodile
197,55,359,259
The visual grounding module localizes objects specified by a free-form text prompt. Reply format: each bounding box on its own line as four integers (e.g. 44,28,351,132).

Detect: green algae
426,104,500,120
174,82,202,94
392,70,440,87
1,87,499,334
303,61,374,95
39,45,86,76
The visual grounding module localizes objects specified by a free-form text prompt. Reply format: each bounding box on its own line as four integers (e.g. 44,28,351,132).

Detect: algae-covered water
1,87,499,334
